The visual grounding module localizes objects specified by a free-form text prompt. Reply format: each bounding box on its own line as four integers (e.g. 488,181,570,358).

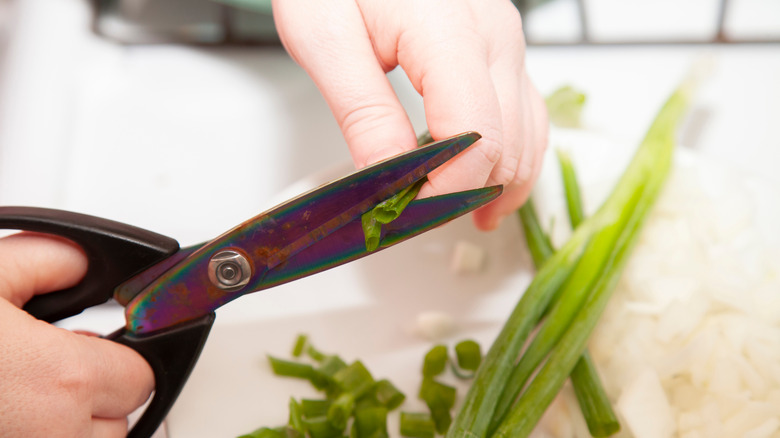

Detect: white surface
0,0,779,436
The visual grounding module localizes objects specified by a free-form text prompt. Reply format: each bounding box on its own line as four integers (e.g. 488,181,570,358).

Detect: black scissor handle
0,206,179,322
110,314,215,438
0,206,204,437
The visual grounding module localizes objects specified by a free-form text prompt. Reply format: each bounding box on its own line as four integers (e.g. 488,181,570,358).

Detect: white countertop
0,0,778,436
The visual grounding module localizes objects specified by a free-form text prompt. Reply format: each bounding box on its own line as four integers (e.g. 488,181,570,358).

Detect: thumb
273,0,417,168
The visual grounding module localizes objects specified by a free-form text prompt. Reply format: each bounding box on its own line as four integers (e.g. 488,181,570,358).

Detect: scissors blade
259,185,502,289
124,132,488,334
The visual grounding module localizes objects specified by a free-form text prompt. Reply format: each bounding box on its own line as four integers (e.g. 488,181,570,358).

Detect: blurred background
0,0,778,246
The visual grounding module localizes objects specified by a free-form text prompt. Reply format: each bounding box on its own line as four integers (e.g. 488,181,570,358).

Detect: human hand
0,233,154,437
272,0,548,230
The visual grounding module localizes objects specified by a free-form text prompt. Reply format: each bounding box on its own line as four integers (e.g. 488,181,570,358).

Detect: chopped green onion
327,392,355,430
422,344,448,378
545,85,586,128
400,412,436,438
307,344,327,362
292,334,308,358
301,416,344,438
317,355,348,378
454,340,481,371
301,399,332,419
352,406,389,437
333,361,376,399
288,398,305,435
372,379,406,410
418,378,456,433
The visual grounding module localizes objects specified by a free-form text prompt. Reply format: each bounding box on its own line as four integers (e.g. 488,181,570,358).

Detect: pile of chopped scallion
240,336,483,438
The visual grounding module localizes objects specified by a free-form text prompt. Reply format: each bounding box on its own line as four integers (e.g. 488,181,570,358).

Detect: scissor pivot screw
208,250,251,291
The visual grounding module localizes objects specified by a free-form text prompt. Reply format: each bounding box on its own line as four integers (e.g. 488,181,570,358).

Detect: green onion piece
419,378,456,434
454,340,481,371
317,355,348,378
545,85,586,128
327,392,355,430
292,334,308,358
333,361,376,399
557,149,585,228
373,379,406,410
517,198,555,268
307,344,327,362
352,406,389,438
237,426,286,438
361,177,427,251
267,355,329,390
288,398,305,435
571,351,620,437
491,77,692,438
422,344,448,378
301,399,332,419
302,416,344,438
400,412,436,438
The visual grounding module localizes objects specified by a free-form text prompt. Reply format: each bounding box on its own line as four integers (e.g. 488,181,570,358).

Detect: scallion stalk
449,79,694,437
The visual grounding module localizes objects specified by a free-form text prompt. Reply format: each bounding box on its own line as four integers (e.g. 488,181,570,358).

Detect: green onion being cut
361,130,435,252
362,177,427,251
454,340,482,371
400,412,436,438
422,344,448,378
449,79,694,437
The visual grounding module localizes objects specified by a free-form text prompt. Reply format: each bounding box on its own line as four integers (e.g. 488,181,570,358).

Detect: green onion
302,416,344,438
517,198,555,268
352,406,389,437
327,392,355,430
288,398,306,435
301,399,332,419
292,334,308,358
362,177,427,251
307,344,327,362
449,79,694,437
372,379,406,410
422,344,448,378
545,85,586,128
454,340,481,372
400,412,436,438
333,361,376,399
419,378,456,434
557,149,585,229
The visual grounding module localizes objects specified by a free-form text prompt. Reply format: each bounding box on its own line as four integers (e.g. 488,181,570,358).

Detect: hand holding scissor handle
1,132,502,438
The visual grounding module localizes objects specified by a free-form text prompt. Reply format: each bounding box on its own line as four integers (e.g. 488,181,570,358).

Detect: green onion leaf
361,177,427,251
373,379,406,410
352,406,389,438
301,399,332,419
327,392,355,430
292,334,308,358
302,416,344,438
288,398,305,435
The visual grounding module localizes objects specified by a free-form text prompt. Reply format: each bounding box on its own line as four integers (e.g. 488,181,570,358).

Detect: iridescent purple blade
123,132,484,334
259,185,502,290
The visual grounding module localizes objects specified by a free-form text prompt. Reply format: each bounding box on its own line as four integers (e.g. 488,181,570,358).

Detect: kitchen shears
1,132,501,438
